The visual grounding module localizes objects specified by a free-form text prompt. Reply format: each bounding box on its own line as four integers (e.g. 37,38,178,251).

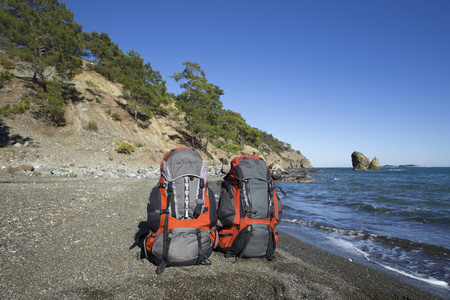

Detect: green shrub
0,70,14,89
0,104,11,116
105,108,111,115
111,112,122,121
115,141,135,154
253,151,262,157
33,80,65,126
0,100,30,117
95,97,101,104
0,57,15,69
86,63,115,81
85,79,97,87
213,140,224,148
85,80,103,98
86,121,98,131
221,144,244,155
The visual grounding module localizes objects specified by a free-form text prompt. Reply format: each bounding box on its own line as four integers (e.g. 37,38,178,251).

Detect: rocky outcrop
351,151,370,171
352,151,381,171
368,156,380,170
297,158,313,169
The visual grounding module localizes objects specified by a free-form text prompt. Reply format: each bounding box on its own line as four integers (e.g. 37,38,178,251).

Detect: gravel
0,171,440,299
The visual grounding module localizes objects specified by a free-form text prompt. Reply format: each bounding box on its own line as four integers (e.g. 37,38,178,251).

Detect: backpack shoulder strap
157,181,172,275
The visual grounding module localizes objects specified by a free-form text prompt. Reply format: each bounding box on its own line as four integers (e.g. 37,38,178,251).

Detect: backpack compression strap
193,178,207,219
195,229,212,265
265,226,277,261
268,181,276,220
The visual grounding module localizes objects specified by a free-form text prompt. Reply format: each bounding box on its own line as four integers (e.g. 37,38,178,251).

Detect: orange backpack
144,148,217,274
217,155,281,260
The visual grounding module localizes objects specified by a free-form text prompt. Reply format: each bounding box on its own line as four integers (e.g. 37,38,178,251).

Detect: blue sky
63,0,450,167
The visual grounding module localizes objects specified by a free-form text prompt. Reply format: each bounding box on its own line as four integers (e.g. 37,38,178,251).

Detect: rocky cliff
1,61,311,177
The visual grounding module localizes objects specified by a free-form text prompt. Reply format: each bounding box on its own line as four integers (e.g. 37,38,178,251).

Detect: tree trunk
134,96,138,122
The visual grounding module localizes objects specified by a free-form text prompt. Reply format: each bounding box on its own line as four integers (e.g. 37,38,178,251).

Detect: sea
276,167,450,299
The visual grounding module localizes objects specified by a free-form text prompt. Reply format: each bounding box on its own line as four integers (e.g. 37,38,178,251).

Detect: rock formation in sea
351,151,370,171
368,156,380,170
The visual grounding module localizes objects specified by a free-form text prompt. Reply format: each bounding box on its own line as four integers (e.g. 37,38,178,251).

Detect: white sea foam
328,238,356,250
379,264,449,288
351,242,450,288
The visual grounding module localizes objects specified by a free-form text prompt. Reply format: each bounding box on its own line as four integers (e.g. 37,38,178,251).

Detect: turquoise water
276,167,450,295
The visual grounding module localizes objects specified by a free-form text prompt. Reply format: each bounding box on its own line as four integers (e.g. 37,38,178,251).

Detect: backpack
144,148,217,274
217,155,281,261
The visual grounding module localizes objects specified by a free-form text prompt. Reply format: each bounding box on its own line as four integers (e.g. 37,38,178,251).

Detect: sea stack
351,151,370,171
368,156,380,170
351,151,381,171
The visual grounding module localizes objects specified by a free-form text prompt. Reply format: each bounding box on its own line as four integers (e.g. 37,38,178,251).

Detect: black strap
268,181,275,219
265,226,277,261
198,178,204,200
275,184,286,196
157,184,172,275
167,182,176,218
129,232,147,250
196,230,203,264
218,233,234,237
193,178,205,218
148,209,170,216
156,261,167,275
222,179,234,197
245,181,253,216
193,199,205,219
195,229,211,266
241,181,258,217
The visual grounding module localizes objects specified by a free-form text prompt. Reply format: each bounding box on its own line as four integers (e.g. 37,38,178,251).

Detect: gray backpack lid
233,157,271,181
161,148,207,181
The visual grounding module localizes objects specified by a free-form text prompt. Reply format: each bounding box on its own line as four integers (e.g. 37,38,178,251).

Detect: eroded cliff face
1,61,312,170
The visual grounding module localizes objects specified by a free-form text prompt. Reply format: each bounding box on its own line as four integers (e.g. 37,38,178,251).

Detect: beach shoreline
0,172,442,299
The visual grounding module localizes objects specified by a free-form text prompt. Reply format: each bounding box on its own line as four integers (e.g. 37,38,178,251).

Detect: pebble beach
0,171,439,299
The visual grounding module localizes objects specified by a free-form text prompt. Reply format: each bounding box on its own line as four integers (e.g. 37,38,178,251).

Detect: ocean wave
380,264,449,287
352,246,449,288
282,218,379,239
343,202,394,214
281,218,450,288
404,216,450,226
282,217,450,255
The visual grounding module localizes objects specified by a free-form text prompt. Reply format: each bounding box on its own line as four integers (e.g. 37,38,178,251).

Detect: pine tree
82,31,123,80
117,50,169,122
170,61,224,148
82,31,121,65
0,0,83,91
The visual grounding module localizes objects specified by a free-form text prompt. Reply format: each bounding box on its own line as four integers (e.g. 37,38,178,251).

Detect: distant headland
381,164,420,168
